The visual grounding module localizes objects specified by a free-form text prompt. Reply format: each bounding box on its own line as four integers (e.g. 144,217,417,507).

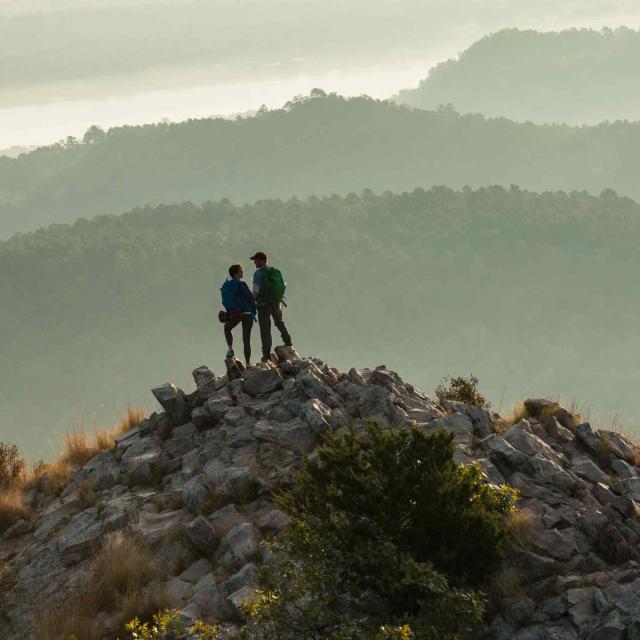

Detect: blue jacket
221,279,257,318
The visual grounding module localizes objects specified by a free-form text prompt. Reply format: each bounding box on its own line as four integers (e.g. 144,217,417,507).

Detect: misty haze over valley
3,0,640,148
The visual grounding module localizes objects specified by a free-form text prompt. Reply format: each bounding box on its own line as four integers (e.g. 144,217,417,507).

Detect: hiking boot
226,347,234,358
261,354,274,363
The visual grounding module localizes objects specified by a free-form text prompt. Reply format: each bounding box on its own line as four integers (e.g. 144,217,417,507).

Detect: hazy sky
2,0,640,149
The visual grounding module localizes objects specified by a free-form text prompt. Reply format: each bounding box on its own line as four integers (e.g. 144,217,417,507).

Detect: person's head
250,251,268,268
229,263,244,279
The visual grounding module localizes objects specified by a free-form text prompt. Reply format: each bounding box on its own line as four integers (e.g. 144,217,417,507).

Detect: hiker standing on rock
250,251,293,362
220,263,256,367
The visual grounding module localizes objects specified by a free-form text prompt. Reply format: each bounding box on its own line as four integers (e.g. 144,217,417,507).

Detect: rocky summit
3,348,640,639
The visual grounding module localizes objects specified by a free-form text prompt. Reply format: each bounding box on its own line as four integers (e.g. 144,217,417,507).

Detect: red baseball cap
250,251,267,261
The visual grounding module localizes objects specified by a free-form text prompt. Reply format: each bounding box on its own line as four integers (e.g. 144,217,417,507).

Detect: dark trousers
224,314,253,363
258,303,292,356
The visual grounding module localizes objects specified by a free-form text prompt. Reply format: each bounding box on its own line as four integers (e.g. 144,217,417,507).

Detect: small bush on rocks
0,489,31,534
436,374,489,408
237,423,517,639
0,442,25,490
122,611,219,639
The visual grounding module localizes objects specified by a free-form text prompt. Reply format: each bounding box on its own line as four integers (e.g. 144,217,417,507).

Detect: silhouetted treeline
397,27,640,124
3,92,640,238
2,185,640,456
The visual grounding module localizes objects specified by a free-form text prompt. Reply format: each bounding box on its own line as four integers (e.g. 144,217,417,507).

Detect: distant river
0,61,430,149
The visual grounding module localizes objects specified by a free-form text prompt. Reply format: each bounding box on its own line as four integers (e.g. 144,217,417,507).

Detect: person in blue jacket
221,263,256,366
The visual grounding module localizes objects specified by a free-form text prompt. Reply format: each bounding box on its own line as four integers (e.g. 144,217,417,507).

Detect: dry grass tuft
34,590,103,640
61,428,99,468
92,532,165,611
94,427,116,452
115,406,146,437
499,402,528,432
489,566,525,602
35,531,168,640
506,508,536,550
27,459,73,496
0,490,31,534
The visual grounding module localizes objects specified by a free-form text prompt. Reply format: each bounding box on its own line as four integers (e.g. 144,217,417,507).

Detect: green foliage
436,374,489,408
237,423,517,639
122,611,219,640
0,442,24,490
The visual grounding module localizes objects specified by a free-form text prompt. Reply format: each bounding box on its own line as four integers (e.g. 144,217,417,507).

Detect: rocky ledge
2,348,640,639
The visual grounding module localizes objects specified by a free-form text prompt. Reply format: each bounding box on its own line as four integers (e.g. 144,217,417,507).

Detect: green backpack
260,266,286,304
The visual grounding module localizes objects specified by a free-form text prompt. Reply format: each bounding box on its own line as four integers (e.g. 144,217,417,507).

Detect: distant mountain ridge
396,27,640,125
3,92,640,238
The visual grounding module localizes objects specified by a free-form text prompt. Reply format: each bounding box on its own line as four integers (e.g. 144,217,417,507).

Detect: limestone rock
152,383,190,425
205,465,263,504
427,413,474,446
525,398,576,430
216,523,261,569
242,364,283,396
183,475,212,514
225,357,246,381
58,508,103,566
192,365,219,401
275,345,300,363
185,516,218,555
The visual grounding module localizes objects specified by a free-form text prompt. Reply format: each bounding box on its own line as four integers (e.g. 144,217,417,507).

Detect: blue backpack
221,279,240,311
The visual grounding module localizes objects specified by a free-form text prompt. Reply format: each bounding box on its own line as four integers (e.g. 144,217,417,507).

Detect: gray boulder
525,398,576,429
192,365,219,400
427,413,474,447
299,399,332,434
445,400,495,438
58,508,103,566
152,383,190,425
136,509,183,545
225,357,246,381
205,465,263,504
275,345,300,363
242,364,283,396
185,516,218,555
183,475,212,514
254,418,317,454
358,385,404,424
481,434,528,474
216,522,261,569
572,458,609,484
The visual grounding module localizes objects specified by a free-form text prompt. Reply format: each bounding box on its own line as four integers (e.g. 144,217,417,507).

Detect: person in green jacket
250,251,292,362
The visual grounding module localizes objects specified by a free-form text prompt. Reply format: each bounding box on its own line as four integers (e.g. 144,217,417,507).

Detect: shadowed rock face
3,350,640,639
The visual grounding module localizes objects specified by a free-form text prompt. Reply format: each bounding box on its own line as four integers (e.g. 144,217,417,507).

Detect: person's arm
252,269,261,295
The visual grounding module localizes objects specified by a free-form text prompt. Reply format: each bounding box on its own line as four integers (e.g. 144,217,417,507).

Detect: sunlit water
0,62,431,149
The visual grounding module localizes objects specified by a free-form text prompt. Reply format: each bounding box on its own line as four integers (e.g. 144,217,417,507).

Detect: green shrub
238,422,517,639
436,374,489,408
122,611,219,639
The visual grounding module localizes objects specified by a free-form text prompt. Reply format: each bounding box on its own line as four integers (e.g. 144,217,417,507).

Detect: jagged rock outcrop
3,351,640,639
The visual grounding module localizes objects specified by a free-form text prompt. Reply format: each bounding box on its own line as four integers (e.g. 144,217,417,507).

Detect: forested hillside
2,92,640,238
396,27,640,124
2,186,640,457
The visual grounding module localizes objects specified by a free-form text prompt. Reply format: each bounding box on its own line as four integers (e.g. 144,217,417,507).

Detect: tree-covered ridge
396,27,640,125
2,185,640,457
3,91,640,237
